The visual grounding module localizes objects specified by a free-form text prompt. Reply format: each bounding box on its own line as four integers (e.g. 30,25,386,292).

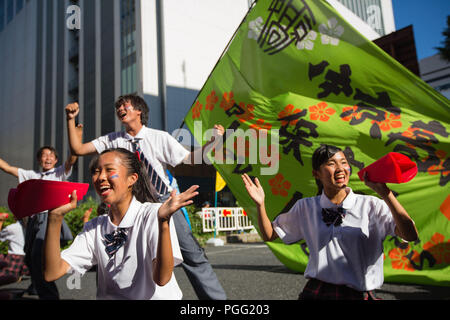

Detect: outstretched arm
63,123,82,174
154,185,199,286
65,103,97,156
0,157,19,178
183,124,225,165
363,172,418,242
44,190,77,282
241,174,278,242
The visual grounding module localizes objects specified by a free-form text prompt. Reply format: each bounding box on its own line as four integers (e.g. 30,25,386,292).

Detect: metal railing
201,207,255,233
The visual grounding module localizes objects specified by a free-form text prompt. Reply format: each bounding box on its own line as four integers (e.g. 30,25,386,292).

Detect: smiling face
38,148,58,171
115,100,142,125
91,151,138,205
313,151,351,193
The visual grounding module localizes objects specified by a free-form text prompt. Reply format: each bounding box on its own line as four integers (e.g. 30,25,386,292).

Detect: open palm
158,185,199,221
241,174,265,206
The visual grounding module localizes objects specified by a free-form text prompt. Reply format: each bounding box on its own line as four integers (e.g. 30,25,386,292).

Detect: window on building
0,0,5,32
6,0,13,24
120,0,137,94
16,0,23,13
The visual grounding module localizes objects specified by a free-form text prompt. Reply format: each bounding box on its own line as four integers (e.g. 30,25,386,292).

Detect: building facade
0,0,395,204
419,54,450,100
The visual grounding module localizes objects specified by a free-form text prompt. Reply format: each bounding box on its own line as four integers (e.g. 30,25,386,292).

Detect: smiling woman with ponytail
43,148,199,300
242,144,418,300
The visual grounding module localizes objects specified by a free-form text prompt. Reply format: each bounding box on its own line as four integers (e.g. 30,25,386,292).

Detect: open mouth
118,111,127,120
99,185,112,196
335,173,346,183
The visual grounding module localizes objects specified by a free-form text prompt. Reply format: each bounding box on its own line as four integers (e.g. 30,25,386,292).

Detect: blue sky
392,0,450,60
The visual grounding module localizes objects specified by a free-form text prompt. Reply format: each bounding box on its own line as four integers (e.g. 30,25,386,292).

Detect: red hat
8,179,90,219
358,152,418,184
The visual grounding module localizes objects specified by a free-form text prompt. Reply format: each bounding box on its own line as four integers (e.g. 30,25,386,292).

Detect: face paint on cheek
345,166,352,175
109,173,119,179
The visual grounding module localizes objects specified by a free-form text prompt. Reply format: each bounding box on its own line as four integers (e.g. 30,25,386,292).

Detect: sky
392,0,450,61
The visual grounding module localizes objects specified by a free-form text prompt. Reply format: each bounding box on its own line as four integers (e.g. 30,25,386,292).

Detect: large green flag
184,0,450,286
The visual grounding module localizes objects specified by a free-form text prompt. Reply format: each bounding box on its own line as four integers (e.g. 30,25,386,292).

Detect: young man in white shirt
0,145,78,299
65,95,227,300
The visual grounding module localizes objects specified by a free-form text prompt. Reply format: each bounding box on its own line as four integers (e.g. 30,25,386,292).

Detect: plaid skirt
299,278,380,300
0,254,30,279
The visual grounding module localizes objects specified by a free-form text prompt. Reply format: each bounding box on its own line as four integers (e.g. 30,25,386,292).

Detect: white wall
139,0,249,132
163,0,249,90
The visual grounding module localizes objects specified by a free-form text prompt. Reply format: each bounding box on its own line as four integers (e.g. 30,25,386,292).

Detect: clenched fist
65,102,80,120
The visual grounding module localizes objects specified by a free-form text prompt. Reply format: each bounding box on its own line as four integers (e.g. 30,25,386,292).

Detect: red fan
8,179,89,219
358,152,418,184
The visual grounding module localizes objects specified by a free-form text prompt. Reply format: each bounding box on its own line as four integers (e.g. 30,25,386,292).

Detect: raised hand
241,174,265,206
65,102,80,120
49,190,78,218
158,185,199,222
363,172,390,198
213,124,225,136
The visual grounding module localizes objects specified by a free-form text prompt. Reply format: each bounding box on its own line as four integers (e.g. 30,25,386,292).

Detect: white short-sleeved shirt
91,126,190,195
272,187,396,291
61,196,183,300
17,164,72,183
0,222,25,255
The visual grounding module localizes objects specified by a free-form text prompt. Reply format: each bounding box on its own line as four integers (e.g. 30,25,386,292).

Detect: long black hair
89,148,159,204
312,144,348,195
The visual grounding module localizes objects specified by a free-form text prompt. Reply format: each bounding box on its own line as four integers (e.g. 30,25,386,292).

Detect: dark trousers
160,193,227,300
24,212,73,300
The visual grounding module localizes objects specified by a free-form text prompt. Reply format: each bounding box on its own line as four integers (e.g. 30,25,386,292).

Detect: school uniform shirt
0,222,25,255
60,196,184,300
272,187,397,292
17,164,72,183
90,126,190,196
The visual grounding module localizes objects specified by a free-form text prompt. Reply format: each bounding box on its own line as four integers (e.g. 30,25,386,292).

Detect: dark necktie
129,138,169,196
104,228,129,257
322,207,346,227
40,170,54,179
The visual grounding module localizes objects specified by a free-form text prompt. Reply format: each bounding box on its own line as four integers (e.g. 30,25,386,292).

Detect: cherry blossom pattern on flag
206,90,219,111
309,102,336,122
388,246,420,272
423,233,450,265
248,16,264,40
426,150,450,177
268,173,291,197
278,104,303,126
296,30,318,50
192,100,203,119
371,112,402,132
318,17,344,46
220,91,235,111
341,105,362,122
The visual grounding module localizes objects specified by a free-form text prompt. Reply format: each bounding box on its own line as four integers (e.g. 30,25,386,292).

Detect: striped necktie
129,138,169,196
104,228,129,258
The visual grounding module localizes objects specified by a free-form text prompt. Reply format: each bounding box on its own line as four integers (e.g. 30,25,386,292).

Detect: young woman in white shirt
43,148,199,299
242,144,418,300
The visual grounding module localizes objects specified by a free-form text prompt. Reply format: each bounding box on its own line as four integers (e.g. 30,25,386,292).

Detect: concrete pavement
1,243,448,300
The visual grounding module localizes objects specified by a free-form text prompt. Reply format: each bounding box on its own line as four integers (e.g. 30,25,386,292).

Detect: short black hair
312,144,347,195
115,94,149,125
312,144,343,171
36,146,58,162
